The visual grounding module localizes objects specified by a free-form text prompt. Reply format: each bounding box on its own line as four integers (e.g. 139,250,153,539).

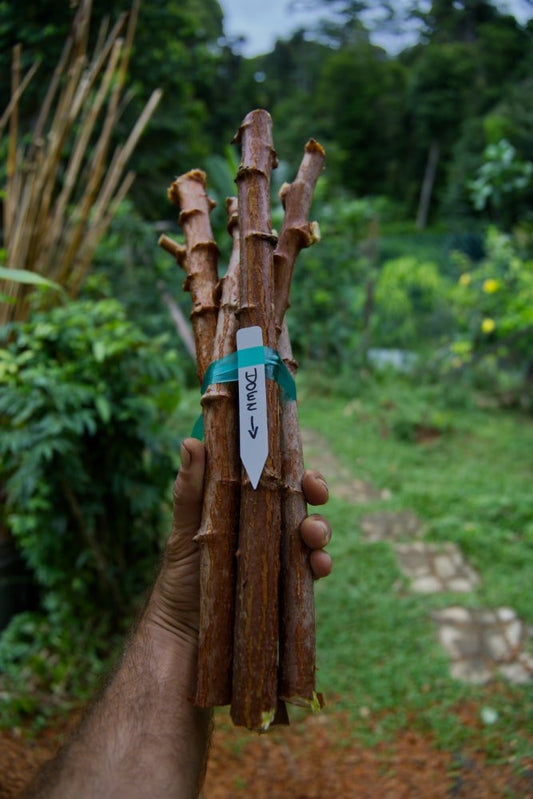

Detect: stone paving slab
360,510,424,542
300,426,532,688
393,542,480,593
431,606,533,685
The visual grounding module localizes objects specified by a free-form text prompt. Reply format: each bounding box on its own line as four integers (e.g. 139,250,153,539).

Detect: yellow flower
459,273,471,286
483,278,500,294
481,318,496,334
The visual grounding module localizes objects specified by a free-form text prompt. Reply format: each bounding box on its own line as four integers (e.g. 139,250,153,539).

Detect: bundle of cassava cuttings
159,110,325,732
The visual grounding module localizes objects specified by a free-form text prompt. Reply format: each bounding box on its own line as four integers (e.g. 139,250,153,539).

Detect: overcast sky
218,0,322,55
218,0,532,57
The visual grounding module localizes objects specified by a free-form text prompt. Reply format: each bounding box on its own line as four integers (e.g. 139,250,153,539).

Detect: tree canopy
1,0,532,220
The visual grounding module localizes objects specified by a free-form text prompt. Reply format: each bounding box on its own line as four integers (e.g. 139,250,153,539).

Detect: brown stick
5,45,21,252
231,110,282,731
157,280,197,361
194,198,241,707
274,140,325,706
167,170,219,382
274,139,325,333
277,325,320,707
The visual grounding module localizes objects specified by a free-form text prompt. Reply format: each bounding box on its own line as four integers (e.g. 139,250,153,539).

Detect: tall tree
313,40,408,197
412,0,501,43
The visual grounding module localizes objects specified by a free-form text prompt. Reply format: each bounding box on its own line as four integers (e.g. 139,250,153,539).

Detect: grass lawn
288,372,533,760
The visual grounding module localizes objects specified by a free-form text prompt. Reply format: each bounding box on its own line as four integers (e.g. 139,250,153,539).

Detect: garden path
302,429,533,687
1,429,530,799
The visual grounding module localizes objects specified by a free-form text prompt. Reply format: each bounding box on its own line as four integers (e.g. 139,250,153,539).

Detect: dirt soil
1,706,531,798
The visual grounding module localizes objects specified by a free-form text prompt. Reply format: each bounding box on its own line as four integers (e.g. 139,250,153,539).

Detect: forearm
24,617,212,798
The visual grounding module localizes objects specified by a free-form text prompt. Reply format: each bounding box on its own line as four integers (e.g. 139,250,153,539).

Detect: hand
147,438,332,645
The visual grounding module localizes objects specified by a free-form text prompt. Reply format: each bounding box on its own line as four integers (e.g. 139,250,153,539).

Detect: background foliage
0,0,532,737
3,0,533,220
0,297,182,702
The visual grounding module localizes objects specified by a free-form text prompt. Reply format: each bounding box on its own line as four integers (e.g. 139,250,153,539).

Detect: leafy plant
90,200,199,386
0,611,114,728
0,298,183,643
371,255,454,350
446,227,533,403
468,139,533,224
288,189,396,371
0,266,67,300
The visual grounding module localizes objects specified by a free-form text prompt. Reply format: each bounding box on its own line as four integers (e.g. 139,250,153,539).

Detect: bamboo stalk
27,10,77,162
0,0,158,324
231,110,282,731
194,197,241,707
69,169,137,297
156,239,195,359
88,88,163,234
157,282,197,361
2,45,22,312
5,45,21,252
33,55,87,243
0,58,39,140
45,39,124,271
273,139,325,706
54,87,163,292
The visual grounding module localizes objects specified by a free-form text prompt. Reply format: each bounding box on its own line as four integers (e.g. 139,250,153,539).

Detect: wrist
143,581,199,651
143,538,201,641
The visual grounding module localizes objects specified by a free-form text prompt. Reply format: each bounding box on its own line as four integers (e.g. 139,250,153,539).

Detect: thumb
172,438,206,535
146,439,205,642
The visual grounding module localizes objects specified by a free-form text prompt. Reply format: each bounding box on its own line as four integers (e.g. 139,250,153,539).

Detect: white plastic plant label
236,326,268,489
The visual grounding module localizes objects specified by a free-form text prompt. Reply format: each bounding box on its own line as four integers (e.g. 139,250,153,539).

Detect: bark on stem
194,198,241,707
168,169,219,382
278,326,320,707
274,139,325,333
273,139,325,706
231,110,282,731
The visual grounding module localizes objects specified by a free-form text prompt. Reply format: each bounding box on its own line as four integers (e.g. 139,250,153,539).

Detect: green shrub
445,227,533,405
467,139,533,227
0,298,183,639
91,201,199,387
371,255,454,350
288,191,395,371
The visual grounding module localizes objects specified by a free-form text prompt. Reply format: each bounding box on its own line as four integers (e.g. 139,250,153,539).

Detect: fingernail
180,441,192,469
318,478,329,499
319,521,330,547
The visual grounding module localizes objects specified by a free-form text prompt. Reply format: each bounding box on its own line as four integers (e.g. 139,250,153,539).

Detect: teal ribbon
192,347,296,440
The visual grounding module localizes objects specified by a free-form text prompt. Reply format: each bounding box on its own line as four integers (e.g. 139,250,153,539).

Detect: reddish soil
1,706,531,798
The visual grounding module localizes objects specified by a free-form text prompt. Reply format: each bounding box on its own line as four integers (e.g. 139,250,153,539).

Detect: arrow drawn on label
248,417,259,439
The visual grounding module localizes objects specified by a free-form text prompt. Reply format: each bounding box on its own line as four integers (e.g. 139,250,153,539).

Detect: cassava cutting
159,109,325,732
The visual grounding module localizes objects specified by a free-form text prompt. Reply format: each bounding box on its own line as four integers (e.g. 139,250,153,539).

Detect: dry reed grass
0,0,161,323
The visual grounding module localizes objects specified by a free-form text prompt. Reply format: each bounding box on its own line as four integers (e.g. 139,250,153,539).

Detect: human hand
147,438,332,646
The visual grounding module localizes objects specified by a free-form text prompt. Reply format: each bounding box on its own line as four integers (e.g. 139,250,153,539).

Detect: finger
300,514,331,550
310,549,333,579
302,470,329,506
172,438,206,534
